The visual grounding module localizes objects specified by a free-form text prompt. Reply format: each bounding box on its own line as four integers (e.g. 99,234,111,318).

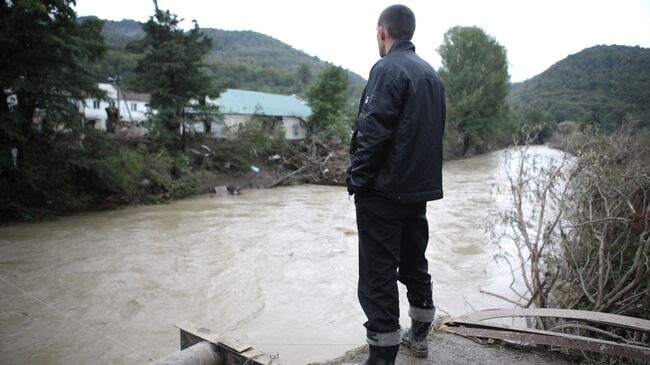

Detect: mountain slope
85,18,365,99
508,45,650,130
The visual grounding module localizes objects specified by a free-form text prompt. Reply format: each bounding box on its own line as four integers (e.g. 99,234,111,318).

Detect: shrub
490,127,649,363
193,117,289,173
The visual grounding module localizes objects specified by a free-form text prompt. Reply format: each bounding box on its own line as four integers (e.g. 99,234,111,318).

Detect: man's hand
346,173,354,196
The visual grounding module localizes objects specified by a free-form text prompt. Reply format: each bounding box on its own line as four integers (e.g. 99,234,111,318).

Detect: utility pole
106,75,122,133
114,75,121,123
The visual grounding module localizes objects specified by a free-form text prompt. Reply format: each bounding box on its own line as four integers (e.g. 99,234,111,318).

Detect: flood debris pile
270,140,348,187
187,135,349,192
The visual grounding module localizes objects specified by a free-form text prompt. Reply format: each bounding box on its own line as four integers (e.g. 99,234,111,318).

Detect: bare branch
566,217,628,227
479,288,524,307
599,235,649,312
596,221,608,306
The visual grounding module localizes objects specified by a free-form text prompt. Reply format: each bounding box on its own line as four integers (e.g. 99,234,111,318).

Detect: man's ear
378,26,386,41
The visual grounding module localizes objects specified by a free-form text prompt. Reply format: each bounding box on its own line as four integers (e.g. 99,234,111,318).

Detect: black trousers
355,193,434,334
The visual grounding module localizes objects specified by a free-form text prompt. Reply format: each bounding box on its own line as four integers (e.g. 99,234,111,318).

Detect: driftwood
441,308,650,361
457,308,650,332
269,141,348,187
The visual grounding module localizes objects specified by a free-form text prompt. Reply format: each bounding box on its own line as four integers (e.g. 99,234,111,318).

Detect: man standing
346,4,445,364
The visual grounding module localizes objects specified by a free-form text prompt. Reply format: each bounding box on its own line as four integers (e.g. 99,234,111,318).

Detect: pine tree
129,5,220,151
0,0,105,142
0,0,107,219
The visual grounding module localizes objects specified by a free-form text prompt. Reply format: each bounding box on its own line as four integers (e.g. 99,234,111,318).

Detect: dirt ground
311,331,576,365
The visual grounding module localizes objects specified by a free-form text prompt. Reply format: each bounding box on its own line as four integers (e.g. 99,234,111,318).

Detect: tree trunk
17,95,35,141
0,88,9,114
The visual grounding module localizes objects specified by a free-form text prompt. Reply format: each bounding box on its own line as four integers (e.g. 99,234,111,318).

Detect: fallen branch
479,287,525,307
268,166,307,188
549,323,626,342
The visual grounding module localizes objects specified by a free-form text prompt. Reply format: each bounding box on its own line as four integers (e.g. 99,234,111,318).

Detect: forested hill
85,17,366,98
508,45,650,131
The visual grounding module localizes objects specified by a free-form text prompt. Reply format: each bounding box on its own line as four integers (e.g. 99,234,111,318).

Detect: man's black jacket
347,40,446,203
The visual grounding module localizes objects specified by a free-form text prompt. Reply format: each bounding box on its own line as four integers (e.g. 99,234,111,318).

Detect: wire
248,342,365,346
0,275,152,362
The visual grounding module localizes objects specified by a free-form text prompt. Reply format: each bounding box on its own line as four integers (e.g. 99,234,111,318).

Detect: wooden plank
176,321,252,353
445,318,650,351
445,326,650,361
457,308,650,332
180,328,204,350
174,321,279,365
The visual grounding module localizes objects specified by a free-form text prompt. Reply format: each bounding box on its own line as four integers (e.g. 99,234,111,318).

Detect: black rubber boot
343,344,399,365
400,319,431,358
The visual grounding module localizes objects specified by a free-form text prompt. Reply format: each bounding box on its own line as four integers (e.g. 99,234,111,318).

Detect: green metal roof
216,89,311,119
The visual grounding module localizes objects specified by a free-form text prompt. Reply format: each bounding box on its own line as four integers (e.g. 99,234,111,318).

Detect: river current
0,146,564,364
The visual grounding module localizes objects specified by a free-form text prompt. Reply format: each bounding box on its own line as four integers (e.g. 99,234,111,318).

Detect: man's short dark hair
378,4,415,40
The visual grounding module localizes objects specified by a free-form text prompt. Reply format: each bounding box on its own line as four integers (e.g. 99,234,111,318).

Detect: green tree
0,0,108,219
438,26,510,155
305,64,350,141
0,0,105,142
129,5,219,151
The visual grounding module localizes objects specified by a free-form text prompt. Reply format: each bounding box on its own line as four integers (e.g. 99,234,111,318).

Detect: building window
93,99,100,109
130,102,137,112
109,100,116,108
145,104,151,112
292,123,300,137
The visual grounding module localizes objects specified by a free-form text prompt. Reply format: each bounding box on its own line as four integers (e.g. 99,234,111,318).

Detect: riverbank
312,330,575,365
2,125,526,224
2,140,504,225
0,134,350,223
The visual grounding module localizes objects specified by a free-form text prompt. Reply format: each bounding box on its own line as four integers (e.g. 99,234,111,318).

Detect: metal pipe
153,341,224,365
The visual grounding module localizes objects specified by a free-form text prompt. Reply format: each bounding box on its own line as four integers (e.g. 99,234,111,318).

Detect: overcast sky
76,0,650,82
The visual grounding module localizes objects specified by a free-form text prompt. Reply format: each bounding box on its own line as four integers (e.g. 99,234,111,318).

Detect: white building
190,88,311,140
77,86,311,140
78,83,151,130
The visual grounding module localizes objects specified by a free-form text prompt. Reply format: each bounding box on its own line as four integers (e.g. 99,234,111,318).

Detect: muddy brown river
0,146,564,364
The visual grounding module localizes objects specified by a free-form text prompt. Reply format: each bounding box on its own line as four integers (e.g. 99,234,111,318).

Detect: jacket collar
387,40,416,55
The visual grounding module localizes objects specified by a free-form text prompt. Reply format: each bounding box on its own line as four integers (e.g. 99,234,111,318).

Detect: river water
0,146,564,364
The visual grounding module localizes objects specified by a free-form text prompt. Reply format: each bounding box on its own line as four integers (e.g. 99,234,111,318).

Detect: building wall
81,98,110,129
79,85,150,130
282,116,307,140
120,100,149,123
188,114,307,140
187,120,224,137
222,114,250,136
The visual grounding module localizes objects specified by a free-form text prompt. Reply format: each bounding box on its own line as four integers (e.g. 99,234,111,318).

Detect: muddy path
313,331,576,365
